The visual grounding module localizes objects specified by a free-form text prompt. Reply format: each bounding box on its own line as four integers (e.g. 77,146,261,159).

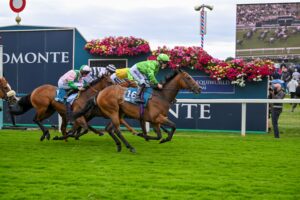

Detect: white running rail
176,99,300,136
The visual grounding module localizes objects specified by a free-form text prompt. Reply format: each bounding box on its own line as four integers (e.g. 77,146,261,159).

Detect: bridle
0,79,18,105
157,72,200,93
180,72,201,93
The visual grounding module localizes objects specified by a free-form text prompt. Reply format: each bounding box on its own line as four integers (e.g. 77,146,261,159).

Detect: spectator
281,65,292,92
270,83,285,138
287,77,298,99
291,81,300,112
292,68,300,81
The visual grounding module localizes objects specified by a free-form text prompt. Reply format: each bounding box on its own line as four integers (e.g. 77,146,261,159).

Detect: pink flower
85,36,151,56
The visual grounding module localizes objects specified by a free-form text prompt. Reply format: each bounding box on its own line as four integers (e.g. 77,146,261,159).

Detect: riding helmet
157,53,170,62
106,64,117,73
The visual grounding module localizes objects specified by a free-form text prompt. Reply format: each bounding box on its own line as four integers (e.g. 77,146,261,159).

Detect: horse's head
176,69,202,94
0,77,18,104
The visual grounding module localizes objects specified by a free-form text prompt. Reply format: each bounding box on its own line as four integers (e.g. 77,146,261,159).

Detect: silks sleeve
147,70,158,84
68,81,78,90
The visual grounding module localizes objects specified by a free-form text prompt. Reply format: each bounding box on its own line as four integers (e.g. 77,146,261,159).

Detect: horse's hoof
46,133,50,140
40,135,45,141
53,136,59,140
137,133,144,137
159,139,166,144
117,146,122,152
75,137,80,140
98,132,104,136
130,148,136,153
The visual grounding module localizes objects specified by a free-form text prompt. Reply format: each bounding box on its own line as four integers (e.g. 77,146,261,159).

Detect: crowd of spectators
268,62,300,138
237,3,299,27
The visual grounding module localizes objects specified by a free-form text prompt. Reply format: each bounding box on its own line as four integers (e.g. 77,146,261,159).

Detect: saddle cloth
124,87,153,107
55,88,78,105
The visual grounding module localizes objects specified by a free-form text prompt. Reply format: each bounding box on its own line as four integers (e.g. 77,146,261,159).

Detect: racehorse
54,79,139,141
0,77,18,125
73,69,202,153
0,77,18,104
7,75,124,141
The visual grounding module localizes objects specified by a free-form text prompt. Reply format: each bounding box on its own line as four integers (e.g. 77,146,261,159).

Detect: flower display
85,36,151,56
85,36,275,87
152,46,275,87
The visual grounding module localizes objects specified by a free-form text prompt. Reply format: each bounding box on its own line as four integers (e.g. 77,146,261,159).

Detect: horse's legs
104,121,122,152
88,125,104,136
114,128,136,153
34,108,55,141
108,131,122,152
110,116,135,153
159,118,176,143
143,123,163,141
105,121,114,133
136,119,152,141
120,118,138,135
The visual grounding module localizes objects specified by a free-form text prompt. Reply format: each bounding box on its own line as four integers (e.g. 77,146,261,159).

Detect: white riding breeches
129,65,150,87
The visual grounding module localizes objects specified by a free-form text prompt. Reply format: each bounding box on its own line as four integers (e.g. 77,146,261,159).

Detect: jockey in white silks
83,64,117,83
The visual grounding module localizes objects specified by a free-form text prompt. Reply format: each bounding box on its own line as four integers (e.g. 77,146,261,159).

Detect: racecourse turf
0,124,299,200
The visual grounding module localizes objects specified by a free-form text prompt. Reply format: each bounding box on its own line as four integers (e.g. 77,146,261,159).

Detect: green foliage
0,121,299,200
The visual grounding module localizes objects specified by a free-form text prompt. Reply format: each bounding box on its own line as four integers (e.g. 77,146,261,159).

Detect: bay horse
73,69,201,152
0,77,19,125
4,75,139,141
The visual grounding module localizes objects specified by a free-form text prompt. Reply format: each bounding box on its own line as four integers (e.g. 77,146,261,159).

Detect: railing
176,99,300,136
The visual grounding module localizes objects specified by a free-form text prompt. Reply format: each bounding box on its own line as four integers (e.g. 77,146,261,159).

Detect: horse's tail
73,97,96,120
9,94,33,115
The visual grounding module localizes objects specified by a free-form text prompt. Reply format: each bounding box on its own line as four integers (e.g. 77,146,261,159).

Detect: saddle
55,89,78,104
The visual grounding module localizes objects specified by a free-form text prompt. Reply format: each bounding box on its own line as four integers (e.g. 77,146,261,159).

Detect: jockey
57,65,92,101
83,64,117,83
129,53,170,103
110,67,134,84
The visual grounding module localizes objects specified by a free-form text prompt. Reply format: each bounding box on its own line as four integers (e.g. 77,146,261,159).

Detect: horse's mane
0,77,7,87
160,69,183,85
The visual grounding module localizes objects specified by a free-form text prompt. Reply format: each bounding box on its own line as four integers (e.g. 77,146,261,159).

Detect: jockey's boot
63,89,75,102
135,84,146,104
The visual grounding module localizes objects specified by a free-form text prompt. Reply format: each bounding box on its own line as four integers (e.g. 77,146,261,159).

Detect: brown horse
0,77,18,104
4,75,139,141
0,77,19,124
8,75,116,141
56,79,139,140
73,69,201,152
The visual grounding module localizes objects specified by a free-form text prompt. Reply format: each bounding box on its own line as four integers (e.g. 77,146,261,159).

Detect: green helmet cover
157,53,170,62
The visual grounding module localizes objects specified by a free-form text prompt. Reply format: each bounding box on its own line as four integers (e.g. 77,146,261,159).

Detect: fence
176,99,300,136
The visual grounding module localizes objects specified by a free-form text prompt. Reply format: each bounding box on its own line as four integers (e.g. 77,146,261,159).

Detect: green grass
0,104,299,200
236,29,300,49
0,132,299,199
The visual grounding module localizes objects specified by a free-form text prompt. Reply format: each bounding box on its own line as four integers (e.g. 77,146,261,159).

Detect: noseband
0,80,17,105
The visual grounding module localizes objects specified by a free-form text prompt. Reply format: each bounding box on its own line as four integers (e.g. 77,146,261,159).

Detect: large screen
236,3,300,59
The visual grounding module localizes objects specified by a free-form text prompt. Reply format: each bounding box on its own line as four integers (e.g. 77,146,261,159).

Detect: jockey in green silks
129,53,170,104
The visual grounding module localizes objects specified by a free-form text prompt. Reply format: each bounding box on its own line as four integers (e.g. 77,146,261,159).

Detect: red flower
85,36,151,56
